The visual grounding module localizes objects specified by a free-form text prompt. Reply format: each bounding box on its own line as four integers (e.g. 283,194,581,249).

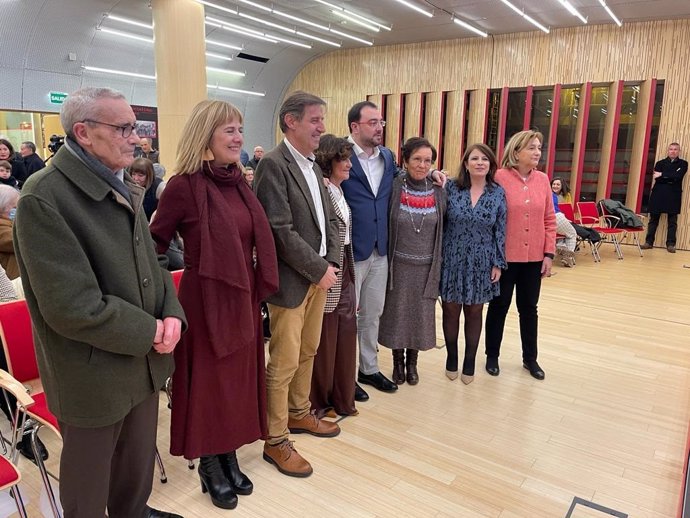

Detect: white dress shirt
348,135,385,197
284,138,327,256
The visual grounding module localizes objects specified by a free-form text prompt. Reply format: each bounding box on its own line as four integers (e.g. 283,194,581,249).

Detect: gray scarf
64,137,132,205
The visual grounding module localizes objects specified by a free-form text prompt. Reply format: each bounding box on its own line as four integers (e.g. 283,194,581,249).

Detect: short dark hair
456,143,498,189
0,160,11,171
347,101,378,133
278,91,326,133
21,141,36,153
314,134,353,178
401,137,436,164
128,157,155,189
0,139,15,156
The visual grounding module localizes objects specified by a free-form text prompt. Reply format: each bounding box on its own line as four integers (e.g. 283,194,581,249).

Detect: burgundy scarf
190,162,278,358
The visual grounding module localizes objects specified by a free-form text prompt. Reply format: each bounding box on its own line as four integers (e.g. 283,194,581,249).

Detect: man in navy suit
342,101,400,398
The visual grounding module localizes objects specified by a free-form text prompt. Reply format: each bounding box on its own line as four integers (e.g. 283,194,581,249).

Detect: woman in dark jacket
128,157,165,221
150,100,278,511
0,139,27,186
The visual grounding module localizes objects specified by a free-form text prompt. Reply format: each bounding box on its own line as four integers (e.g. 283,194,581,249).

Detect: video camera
48,135,65,154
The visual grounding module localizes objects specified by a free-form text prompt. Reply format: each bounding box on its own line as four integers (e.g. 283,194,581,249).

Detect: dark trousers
645,212,678,246
310,254,357,416
58,392,159,518
485,262,543,363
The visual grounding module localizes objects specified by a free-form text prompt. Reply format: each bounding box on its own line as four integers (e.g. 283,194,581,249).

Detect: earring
202,148,215,161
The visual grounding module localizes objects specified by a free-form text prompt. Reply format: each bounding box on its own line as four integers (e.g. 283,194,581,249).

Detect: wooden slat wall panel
467,90,485,148
597,81,623,202
385,94,402,163
443,91,463,177
423,91,442,158
403,93,422,144
287,19,690,249
628,80,655,210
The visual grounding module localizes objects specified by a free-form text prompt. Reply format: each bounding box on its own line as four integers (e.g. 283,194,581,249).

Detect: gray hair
21,141,36,153
60,87,127,139
0,185,19,214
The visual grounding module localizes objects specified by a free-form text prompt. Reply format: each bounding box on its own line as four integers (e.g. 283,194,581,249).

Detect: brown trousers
58,392,159,518
266,284,327,445
310,256,357,416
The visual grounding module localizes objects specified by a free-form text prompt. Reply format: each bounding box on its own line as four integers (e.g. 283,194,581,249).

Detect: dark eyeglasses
357,119,386,128
82,119,139,138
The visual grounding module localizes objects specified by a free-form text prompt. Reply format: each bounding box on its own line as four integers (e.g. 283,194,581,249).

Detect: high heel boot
392,349,406,385
198,455,238,509
218,451,253,495
406,349,419,385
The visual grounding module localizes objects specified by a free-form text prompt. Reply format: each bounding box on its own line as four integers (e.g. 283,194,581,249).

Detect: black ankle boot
405,349,419,385
218,451,253,495
18,432,49,462
392,349,405,385
199,455,238,509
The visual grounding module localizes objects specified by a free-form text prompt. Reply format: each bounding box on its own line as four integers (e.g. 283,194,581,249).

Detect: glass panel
552,87,580,184
530,89,553,173
504,89,527,145
640,82,665,213
485,89,501,154
610,84,640,204
579,85,609,202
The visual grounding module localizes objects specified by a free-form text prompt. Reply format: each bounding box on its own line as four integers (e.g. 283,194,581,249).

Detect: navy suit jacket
342,145,398,262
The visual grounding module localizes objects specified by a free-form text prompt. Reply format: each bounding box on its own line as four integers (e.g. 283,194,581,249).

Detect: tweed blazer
13,146,186,428
254,141,340,308
324,186,355,313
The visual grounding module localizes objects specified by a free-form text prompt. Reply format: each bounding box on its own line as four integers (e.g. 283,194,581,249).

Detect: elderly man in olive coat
13,87,186,518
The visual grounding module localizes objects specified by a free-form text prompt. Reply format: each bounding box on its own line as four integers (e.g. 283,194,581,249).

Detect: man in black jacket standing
20,141,46,179
642,142,688,253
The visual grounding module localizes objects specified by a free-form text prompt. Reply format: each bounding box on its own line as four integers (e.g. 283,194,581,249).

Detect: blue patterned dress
440,181,507,304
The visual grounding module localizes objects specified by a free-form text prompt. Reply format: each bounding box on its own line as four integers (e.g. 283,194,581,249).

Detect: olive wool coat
13,146,186,428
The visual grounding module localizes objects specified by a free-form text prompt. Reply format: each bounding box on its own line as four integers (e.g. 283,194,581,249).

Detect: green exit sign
49,92,68,105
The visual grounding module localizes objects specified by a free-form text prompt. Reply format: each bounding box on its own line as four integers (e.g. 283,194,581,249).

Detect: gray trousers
58,392,159,518
354,250,388,375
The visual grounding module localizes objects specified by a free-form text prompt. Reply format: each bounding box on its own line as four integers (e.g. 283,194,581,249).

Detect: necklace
403,177,430,234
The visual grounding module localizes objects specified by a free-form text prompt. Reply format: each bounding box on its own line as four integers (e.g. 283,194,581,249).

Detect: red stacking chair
598,201,646,257
576,201,625,260
0,371,29,518
171,269,183,291
559,203,601,262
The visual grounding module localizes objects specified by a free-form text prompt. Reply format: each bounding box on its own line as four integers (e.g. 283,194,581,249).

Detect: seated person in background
153,162,166,179
0,161,19,189
20,141,46,178
553,192,577,267
129,157,165,221
0,185,19,279
551,176,573,205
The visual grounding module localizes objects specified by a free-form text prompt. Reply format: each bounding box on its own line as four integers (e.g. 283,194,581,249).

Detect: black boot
392,349,405,385
198,455,238,509
406,349,419,385
18,431,49,462
218,451,253,495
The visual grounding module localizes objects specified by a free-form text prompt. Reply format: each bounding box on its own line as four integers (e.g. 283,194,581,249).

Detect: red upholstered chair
559,203,601,262
598,201,646,257
171,269,183,291
576,201,625,260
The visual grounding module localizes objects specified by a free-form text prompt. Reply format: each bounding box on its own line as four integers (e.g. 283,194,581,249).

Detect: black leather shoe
485,357,500,376
354,383,369,402
18,433,48,462
218,451,253,495
357,371,398,392
146,507,184,518
523,361,545,380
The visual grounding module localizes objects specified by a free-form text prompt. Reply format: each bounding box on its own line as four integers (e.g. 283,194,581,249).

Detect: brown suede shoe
263,440,313,477
668,246,676,253
288,413,341,437
640,243,653,250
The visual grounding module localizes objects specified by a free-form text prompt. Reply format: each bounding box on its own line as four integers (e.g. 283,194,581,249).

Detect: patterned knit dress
379,175,440,351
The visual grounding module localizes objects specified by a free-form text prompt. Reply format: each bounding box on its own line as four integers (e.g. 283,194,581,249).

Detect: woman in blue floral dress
440,143,506,384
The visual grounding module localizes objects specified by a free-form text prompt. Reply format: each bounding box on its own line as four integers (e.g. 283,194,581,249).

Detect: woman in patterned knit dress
440,143,506,384
378,137,446,386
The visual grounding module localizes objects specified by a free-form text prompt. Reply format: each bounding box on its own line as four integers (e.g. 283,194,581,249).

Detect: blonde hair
501,130,543,170
173,100,244,175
